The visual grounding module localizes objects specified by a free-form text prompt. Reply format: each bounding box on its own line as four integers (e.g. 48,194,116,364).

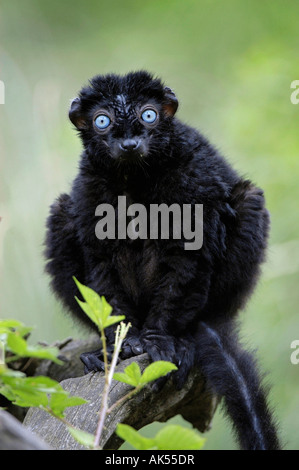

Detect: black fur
45,71,280,449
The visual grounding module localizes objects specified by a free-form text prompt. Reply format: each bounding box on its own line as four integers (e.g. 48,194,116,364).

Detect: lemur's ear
163,86,178,117
69,97,87,130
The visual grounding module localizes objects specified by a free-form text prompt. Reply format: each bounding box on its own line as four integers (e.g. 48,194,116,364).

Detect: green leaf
101,296,113,320
24,345,63,364
73,277,102,313
113,362,142,387
140,361,178,385
114,361,178,388
49,391,87,418
75,296,98,326
0,375,61,408
6,333,27,355
16,326,33,338
0,366,24,378
116,424,156,450
74,277,107,330
0,384,18,402
68,428,96,449
21,376,62,392
125,362,142,384
0,319,85,414
0,320,32,338
0,319,25,329
5,331,62,364
155,425,206,450
74,277,125,331
0,370,87,414
0,320,24,336
103,315,125,329
113,372,137,387
116,423,205,451
0,378,49,408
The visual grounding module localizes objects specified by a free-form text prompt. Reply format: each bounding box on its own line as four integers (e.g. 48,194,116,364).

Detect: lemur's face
69,71,178,168
88,94,161,162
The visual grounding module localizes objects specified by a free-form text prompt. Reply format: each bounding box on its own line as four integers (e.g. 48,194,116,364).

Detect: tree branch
1,337,218,450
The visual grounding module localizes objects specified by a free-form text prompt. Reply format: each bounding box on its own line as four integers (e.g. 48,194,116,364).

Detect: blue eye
141,108,157,124
94,114,111,130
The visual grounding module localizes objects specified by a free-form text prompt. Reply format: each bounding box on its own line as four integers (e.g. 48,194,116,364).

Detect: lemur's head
69,71,178,170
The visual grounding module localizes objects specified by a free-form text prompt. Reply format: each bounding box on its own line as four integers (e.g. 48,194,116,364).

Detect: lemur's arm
45,193,88,325
207,179,270,317
45,193,142,363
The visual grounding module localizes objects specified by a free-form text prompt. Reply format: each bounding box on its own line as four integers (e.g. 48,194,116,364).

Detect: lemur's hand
140,329,196,391
120,327,143,359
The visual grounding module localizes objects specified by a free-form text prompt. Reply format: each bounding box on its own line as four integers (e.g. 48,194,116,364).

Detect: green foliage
0,319,62,364
0,319,87,418
152,425,206,450
48,387,87,419
113,361,177,388
73,277,125,331
139,361,177,385
0,289,205,451
116,423,205,450
117,424,156,450
113,362,142,387
73,280,191,450
73,281,202,451
68,428,97,449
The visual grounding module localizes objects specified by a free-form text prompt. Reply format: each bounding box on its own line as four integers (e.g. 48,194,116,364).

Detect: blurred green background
1,0,299,450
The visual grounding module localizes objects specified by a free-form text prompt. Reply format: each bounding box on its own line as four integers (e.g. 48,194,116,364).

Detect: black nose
120,139,138,152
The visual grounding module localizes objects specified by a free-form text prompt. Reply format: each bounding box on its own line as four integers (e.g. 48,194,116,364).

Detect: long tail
196,321,280,450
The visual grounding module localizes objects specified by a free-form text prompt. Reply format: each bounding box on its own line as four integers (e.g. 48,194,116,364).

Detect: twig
107,385,142,415
93,322,131,448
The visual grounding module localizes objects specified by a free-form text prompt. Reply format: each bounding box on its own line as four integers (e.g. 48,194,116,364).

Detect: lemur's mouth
115,138,148,162
119,151,143,162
